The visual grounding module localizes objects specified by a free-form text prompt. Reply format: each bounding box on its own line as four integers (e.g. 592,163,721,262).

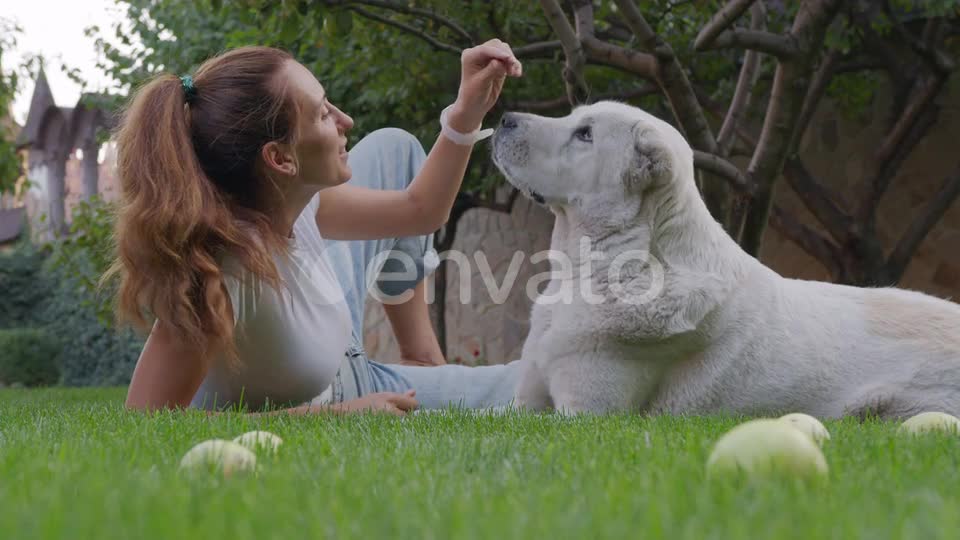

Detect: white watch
439,105,494,146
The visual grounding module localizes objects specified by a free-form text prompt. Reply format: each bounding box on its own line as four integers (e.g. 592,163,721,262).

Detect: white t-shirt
190,193,354,410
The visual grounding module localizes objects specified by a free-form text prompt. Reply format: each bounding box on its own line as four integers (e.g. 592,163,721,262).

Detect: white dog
492,101,960,419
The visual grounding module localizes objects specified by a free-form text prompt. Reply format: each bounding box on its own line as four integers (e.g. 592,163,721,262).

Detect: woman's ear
261,141,298,177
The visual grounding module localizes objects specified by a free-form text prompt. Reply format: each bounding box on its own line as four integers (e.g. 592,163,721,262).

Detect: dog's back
653,272,960,419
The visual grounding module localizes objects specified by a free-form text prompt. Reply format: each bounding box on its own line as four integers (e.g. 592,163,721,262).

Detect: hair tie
180,75,197,104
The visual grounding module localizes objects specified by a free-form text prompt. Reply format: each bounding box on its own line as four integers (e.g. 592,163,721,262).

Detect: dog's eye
574,125,592,142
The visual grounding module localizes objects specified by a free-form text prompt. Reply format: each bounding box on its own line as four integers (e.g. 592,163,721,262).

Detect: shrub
41,198,143,386
38,254,143,387
47,196,117,324
0,240,51,329
0,327,61,386
0,198,143,387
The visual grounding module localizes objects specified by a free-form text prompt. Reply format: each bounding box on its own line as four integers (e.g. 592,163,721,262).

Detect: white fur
492,101,960,419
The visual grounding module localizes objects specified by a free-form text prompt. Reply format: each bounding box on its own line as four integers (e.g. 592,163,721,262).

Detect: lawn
1,389,959,540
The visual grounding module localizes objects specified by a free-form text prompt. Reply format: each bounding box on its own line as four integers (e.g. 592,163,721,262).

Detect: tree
0,17,24,200
327,1,959,287
89,0,960,348
90,0,648,350
535,0,959,287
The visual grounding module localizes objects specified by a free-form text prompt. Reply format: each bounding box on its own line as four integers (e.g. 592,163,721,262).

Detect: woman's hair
106,46,300,360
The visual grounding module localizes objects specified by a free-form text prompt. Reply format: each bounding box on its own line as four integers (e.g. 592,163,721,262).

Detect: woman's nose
338,110,354,131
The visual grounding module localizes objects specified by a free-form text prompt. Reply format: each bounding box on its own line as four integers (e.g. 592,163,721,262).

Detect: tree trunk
739,0,841,256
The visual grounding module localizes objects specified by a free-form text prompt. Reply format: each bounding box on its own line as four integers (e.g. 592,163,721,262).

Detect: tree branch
782,157,853,243
610,0,659,50
887,164,960,280
513,41,563,59
580,36,657,78
770,205,843,278
612,0,727,224
572,0,594,36
704,29,800,59
506,84,658,112
346,0,474,44
693,151,753,194
694,0,757,51
790,49,838,153
538,0,590,104
696,86,761,149
596,26,634,43
881,0,955,75
717,1,766,156
739,0,842,255
347,7,461,54
856,73,946,220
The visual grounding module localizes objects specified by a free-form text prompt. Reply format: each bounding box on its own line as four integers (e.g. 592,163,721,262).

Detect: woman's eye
574,126,592,142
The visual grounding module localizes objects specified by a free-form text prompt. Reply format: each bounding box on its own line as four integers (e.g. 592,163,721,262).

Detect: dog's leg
548,353,659,415
514,360,553,412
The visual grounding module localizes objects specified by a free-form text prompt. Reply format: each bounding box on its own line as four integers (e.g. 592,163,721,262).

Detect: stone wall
363,75,960,366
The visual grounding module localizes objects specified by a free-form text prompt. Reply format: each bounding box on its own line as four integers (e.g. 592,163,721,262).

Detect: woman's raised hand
448,39,523,133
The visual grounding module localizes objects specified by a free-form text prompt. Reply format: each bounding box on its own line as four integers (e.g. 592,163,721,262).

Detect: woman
116,42,525,415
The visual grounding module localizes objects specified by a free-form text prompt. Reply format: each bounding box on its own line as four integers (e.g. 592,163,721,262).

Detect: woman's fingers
478,59,509,83
386,404,406,416
389,392,419,411
464,42,522,77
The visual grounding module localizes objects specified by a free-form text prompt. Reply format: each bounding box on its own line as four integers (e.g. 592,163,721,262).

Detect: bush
35,196,144,386
38,254,143,387
0,240,51,329
0,327,62,386
0,198,143,386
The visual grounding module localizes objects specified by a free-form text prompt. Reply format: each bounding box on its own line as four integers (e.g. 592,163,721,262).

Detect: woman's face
283,60,355,188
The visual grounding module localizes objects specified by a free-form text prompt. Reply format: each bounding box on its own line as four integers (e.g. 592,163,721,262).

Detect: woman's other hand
334,390,419,416
448,39,523,133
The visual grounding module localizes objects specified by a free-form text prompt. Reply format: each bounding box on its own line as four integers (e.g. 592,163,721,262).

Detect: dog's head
492,101,694,220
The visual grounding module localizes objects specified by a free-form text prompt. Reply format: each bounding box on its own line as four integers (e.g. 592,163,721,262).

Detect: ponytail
106,47,296,361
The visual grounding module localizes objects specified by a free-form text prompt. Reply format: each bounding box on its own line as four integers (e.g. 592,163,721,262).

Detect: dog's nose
500,113,519,130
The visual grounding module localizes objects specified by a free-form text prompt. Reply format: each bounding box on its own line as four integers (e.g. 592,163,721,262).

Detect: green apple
899,411,960,435
179,439,257,477
233,430,284,454
707,419,828,479
779,413,831,446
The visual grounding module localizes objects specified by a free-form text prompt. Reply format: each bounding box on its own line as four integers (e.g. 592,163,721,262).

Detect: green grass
2,389,960,540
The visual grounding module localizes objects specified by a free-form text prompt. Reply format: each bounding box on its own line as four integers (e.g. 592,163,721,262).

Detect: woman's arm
314,129,475,240
315,40,521,241
125,320,419,415
125,319,211,410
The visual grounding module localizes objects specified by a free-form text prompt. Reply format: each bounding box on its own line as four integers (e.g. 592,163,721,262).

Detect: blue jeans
320,128,523,409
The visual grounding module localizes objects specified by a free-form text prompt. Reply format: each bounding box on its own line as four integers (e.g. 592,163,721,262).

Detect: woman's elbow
407,195,448,234
422,211,449,235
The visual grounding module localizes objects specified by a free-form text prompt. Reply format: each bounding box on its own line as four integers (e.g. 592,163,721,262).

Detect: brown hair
106,46,299,360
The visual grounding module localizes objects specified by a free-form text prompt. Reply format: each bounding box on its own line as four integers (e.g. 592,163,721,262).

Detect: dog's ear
623,125,653,193
624,123,672,194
